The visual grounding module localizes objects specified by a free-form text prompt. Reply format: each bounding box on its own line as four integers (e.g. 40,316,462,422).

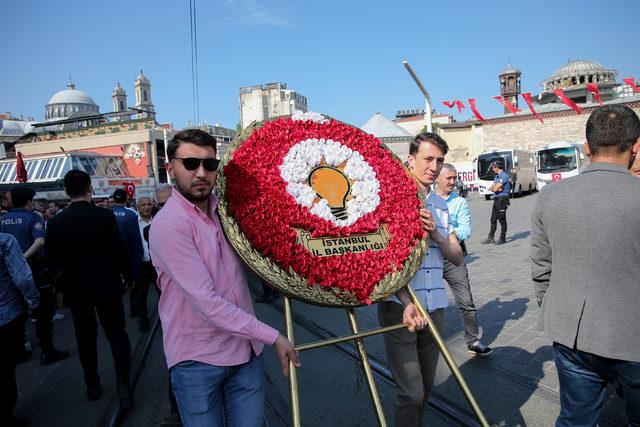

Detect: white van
535,142,587,190
476,148,536,200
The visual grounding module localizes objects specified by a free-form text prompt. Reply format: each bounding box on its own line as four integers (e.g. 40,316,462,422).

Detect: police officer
111,189,143,299
0,187,68,365
481,160,511,245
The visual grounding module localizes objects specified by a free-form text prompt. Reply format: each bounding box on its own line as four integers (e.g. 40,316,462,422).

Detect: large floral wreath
219,112,425,305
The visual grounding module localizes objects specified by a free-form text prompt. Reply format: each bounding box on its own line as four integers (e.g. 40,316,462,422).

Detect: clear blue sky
2,0,638,129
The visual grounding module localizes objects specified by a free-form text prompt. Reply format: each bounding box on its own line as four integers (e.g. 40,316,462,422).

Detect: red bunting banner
554,89,582,114
468,98,485,122
623,77,640,94
586,83,603,106
443,100,465,113
493,95,521,115
521,93,544,123
439,76,640,123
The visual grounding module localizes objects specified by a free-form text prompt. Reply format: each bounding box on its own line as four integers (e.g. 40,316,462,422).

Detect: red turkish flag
468,98,485,122
16,152,28,183
623,77,640,94
125,183,135,199
493,95,521,114
443,101,455,109
586,83,603,106
554,89,582,114
551,173,562,182
521,93,544,123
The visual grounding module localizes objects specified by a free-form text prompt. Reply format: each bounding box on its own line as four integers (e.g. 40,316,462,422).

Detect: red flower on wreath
224,117,423,303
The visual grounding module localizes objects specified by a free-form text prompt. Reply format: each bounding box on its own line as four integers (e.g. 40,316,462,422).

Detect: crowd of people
0,105,639,427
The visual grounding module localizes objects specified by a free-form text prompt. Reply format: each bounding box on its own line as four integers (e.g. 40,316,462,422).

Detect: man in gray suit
530,104,640,426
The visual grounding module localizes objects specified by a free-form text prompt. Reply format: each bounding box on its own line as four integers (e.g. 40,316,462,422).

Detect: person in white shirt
132,196,154,333
378,133,463,426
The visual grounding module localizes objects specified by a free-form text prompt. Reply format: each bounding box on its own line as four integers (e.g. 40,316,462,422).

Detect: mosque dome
45,81,100,121
541,60,617,92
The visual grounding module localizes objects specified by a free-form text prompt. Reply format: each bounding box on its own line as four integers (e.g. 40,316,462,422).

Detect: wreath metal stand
282,288,489,427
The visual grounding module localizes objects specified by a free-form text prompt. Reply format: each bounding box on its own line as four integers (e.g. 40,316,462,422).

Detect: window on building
143,91,148,102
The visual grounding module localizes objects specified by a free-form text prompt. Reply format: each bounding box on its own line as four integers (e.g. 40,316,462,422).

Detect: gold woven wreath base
215,119,427,307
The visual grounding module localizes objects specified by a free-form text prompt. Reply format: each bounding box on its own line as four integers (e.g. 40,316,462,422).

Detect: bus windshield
477,152,512,180
537,147,577,174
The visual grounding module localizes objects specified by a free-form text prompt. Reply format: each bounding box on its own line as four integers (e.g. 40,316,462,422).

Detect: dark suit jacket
45,201,131,305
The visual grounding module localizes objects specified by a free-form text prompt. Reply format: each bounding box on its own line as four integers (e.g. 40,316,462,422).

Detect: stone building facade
239,82,307,129
483,99,640,151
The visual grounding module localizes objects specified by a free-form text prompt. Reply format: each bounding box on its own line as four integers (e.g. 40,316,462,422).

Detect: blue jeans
553,342,640,427
170,353,265,427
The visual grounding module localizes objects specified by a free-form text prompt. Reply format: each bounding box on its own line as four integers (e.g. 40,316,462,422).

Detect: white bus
535,142,586,190
476,148,536,200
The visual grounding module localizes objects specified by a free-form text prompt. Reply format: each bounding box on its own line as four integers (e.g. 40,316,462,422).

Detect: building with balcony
239,82,307,129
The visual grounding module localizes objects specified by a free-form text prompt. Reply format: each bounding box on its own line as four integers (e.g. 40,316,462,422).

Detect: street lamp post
402,61,433,133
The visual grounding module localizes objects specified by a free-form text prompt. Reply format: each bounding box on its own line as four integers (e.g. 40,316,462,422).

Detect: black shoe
467,341,493,356
40,349,69,365
495,238,507,245
139,318,150,333
480,237,495,244
159,412,183,427
117,381,134,412
86,377,102,401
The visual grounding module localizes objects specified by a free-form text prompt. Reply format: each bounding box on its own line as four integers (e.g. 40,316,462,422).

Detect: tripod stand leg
406,287,489,427
284,296,301,427
346,309,387,427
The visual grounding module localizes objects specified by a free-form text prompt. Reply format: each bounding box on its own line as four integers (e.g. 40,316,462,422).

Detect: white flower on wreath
280,138,380,227
291,110,329,124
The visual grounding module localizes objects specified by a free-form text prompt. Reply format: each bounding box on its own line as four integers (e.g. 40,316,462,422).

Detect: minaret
134,70,155,118
499,63,521,113
112,82,127,119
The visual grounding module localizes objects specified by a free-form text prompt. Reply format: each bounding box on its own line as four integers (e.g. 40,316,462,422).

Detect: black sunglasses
172,157,219,171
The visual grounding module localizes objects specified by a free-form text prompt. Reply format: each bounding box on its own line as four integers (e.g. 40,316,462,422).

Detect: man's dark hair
586,105,640,155
492,160,505,170
166,129,217,160
10,186,36,208
409,132,449,156
64,169,92,198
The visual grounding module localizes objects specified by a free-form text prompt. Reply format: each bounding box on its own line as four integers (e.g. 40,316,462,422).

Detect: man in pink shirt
150,129,299,427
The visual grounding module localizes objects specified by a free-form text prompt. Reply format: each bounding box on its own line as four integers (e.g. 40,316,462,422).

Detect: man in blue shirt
0,232,39,426
0,187,68,365
436,164,492,356
481,160,511,245
111,188,143,293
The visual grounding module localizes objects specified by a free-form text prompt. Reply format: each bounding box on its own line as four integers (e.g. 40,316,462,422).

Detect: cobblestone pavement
449,191,559,392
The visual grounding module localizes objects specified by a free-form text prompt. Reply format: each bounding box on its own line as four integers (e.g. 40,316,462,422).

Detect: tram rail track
265,298,479,427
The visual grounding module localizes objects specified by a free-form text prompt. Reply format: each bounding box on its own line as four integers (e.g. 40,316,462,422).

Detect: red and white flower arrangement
223,113,424,303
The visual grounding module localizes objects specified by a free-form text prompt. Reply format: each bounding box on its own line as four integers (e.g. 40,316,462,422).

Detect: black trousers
0,314,26,424
130,261,157,320
489,196,509,239
27,258,55,354
69,295,131,387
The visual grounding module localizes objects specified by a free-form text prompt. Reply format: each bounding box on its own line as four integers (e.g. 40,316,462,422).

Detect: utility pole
402,61,433,133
